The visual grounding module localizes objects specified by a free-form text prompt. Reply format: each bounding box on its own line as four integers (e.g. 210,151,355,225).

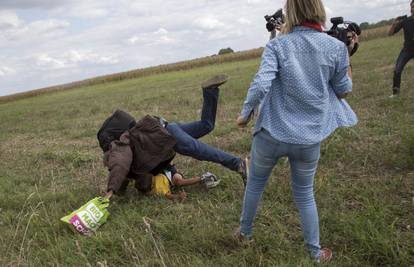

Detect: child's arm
165,191,187,201
172,173,201,186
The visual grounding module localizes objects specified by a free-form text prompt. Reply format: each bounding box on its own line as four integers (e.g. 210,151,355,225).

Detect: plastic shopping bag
61,197,109,235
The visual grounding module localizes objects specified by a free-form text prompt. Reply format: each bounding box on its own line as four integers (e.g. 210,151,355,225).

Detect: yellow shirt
150,173,171,196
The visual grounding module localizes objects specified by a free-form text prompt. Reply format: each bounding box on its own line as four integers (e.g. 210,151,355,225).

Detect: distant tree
376,19,391,27
360,22,370,30
360,18,394,30
218,47,234,55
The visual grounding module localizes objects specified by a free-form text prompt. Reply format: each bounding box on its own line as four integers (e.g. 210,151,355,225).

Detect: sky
0,0,409,96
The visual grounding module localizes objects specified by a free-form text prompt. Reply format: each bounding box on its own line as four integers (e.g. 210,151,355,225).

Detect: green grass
1,35,413,266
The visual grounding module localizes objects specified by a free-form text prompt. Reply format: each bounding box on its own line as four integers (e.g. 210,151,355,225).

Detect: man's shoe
200,172,220,189
389,87,400,98
238,158,249,186
201,74,229,89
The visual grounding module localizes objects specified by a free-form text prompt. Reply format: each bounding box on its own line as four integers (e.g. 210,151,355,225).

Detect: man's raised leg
177,75,228,138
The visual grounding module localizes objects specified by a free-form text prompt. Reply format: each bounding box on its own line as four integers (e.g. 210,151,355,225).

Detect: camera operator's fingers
346,32,357,55
348,31,356,40
351,34,357,45
275,22,283,31
393,17,402,24
353,33,359,43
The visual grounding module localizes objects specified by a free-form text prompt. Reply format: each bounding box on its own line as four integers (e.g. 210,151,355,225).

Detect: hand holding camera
325,17,361,56
346,31,359,55
264,10,362,56
265,9,285,32
396,15,408,21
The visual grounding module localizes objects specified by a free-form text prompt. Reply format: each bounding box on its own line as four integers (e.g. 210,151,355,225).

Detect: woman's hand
237,115,248,127
237,112,254,128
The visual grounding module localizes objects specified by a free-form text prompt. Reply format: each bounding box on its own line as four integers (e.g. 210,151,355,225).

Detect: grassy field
0,34,413,266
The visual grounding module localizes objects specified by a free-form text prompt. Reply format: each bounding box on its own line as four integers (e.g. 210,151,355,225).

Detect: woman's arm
238,42,278,127
331,45,353,99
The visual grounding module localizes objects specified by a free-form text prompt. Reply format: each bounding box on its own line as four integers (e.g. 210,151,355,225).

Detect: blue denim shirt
241,26,357,144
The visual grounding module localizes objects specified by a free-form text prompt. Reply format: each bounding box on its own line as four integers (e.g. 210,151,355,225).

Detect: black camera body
265,9,285,32
325,17,361,45
396,15,408,20
263,11,362,56
325,17,361,56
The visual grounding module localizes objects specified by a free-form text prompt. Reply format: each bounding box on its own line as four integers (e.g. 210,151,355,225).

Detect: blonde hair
282,0,326,33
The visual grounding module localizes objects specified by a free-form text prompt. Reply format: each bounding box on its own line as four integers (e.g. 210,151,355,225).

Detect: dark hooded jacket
104,115,176,193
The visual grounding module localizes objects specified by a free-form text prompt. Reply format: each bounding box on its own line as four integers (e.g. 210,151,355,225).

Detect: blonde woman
236,0,358,263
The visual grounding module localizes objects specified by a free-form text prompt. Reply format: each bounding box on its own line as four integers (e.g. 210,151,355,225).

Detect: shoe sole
201,74,229,89
317,248,333,264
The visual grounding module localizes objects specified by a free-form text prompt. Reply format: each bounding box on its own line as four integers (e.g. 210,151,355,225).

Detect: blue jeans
166,88,241,171
393,48,414,90
240,129,321,258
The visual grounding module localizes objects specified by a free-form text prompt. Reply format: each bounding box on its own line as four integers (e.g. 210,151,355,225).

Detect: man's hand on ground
104,190,113,200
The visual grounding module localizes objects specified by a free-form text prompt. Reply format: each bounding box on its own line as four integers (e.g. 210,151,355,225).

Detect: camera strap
300,21,323,32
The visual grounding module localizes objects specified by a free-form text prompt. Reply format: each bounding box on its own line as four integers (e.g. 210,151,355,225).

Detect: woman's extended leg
166,122,240,171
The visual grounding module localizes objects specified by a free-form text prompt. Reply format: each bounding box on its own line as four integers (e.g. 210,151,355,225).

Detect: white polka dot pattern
241,26,357,145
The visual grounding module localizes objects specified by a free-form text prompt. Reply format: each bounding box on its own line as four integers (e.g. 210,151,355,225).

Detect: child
150,164,220,201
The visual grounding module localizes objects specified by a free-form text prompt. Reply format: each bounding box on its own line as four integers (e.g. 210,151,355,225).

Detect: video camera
325,17,361,56
396,15,408,20
264,10,362,56
264,9,285,32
